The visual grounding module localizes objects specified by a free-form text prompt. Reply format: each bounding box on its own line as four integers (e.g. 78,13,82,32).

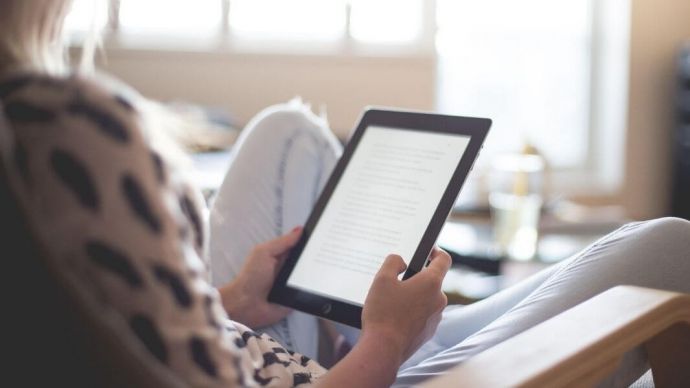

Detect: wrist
219,280,250,322
355,327,406,379
317,330,402,388
360,324,407,365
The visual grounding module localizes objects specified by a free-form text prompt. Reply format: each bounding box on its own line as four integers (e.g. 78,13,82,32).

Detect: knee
591,217,690,259
637,217,690,241
622,217,690,259
243,101,333,146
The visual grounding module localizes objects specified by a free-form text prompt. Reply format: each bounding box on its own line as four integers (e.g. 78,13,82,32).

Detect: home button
321,303,332,314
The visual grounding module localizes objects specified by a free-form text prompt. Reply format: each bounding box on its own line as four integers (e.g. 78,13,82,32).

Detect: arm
316,249,452,387
423,286,690,387
217,240,453,386
315,330,404,387
217,227,301,328
0,74,321,386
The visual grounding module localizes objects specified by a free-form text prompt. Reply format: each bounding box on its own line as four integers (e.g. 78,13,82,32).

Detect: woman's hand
316,248,451,388
219,227,302,328
362,247,451,363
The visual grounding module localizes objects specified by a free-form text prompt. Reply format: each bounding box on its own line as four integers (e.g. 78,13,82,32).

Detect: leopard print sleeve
0,71,326,387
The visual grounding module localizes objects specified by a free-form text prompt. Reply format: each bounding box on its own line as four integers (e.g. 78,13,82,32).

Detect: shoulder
0,70,163,200
0,70,208,257
0,70,142,144
0,70,171,233
0,69,140,110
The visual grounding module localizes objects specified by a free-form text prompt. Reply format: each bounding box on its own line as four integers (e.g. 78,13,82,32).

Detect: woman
1,1,688,387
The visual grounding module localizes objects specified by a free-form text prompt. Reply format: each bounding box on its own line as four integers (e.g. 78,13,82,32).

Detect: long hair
0,0,102,76
0,0,235,165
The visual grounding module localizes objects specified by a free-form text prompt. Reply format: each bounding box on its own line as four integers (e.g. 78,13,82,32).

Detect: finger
263,226,303,255
274,253,290,275
436,292,448,312
428,245,443,261
376,254,407,279
425,249,452,279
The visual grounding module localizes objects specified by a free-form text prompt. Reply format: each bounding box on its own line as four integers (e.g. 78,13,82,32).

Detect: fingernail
292,226,302,233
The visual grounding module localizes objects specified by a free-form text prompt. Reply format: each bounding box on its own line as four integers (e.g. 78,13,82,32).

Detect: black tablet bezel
268,108,491,328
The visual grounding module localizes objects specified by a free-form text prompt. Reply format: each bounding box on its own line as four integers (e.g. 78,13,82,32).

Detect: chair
423,286,690,387
1,163,183,387
2,151,689,387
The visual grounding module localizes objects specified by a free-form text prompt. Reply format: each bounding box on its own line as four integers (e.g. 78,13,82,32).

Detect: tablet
269,108,490,328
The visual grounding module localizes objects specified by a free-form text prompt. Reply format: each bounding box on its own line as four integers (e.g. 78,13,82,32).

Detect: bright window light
436,0,592,168
119,0,221,36
349,0,423,44
229,0,346,40
64,0,108,34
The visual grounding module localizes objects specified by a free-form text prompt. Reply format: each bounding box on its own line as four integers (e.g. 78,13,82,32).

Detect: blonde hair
0,0,232,165
0,0,100,76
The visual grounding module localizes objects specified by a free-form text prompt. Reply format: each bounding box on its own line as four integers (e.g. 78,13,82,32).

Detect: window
119,0,221,36
229,0,347,41
64,0,108,35
349,0,424,44
65,0,628,195
437,0,593,169
66,0,429,48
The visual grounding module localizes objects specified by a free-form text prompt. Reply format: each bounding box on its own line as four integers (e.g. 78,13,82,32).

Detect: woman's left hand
219,227,302,327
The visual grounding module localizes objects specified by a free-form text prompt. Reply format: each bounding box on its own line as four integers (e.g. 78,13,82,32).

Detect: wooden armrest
423,286,690,387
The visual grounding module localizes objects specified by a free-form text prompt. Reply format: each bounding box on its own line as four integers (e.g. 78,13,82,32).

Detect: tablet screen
287,126,471,305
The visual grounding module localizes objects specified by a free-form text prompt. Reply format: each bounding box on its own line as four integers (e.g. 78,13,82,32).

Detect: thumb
264,226,303,255
426,248,452,277
377,254,407,279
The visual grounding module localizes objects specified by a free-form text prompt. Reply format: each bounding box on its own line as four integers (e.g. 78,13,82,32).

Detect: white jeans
209,102,690,387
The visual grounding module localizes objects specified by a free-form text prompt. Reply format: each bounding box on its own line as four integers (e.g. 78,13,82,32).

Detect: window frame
556,0,629,196
78,0,437,58
69,0,629,198
434,0,629,198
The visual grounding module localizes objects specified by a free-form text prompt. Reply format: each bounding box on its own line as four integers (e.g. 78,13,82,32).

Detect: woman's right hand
361,247,451,364
315,248,451,388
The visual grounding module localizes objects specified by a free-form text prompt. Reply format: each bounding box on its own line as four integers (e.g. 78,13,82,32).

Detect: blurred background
66,0,690,300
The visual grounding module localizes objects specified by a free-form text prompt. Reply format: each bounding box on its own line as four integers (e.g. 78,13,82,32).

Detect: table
438,214,623,304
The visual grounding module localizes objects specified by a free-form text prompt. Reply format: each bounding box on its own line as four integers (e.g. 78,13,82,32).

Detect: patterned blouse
0,70,327,387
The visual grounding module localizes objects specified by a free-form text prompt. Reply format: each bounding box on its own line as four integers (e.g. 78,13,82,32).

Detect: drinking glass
489,153,545,261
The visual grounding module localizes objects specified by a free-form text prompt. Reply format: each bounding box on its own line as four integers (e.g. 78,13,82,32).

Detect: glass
489,153,545,261
64,0,108,34
119,0,221,36
229,0,346,40
349,0,423,44
436,0,592,169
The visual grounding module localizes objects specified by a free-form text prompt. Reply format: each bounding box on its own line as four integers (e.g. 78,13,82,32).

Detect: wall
98,49,435,138
94,0,690,220
623,0,690,219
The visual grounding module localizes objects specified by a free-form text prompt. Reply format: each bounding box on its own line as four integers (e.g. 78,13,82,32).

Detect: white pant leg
395,217,690,387
400,262,558,370
208,100,342,359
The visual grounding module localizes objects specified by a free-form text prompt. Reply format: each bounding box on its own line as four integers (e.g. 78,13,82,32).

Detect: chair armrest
423,286,690,387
